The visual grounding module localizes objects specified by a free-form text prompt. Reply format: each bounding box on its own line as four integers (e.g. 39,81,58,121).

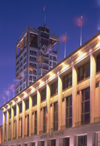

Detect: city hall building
0,32,100,146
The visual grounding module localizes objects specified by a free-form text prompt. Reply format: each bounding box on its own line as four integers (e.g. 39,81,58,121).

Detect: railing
61,125,66,130
39,131,43,135
18,136,22,139
94,117,100,123
75,121,81,127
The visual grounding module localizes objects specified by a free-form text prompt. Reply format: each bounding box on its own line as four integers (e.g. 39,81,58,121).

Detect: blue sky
0,0,100,125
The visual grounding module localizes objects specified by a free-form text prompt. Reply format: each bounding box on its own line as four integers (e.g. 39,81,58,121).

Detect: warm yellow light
23,92,28,98
31,87,35,94
96,42,100,48
61,63,69,72
76,52,86,61
98,35,100,39
39,80,45,88
49,72,56,81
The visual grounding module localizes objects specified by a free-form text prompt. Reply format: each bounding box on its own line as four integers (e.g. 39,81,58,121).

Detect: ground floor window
78,135,87,146
31,142,35,146
63,137,70,146
51,140,56,146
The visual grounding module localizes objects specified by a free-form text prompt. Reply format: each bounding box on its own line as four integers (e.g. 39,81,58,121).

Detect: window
50,81,58,97
30,33,37,48
43,107,46,133
53,102,58,131
31,143,35,146
81,87,90,125
96,54,100,72
51,140,56,146
78,135,87,146
14,107,16,116
19,118,22,138
19,103,22,113
66,95,72,128
77,62,90,82
25,115,29,137
34,111,37,135
63,138,70,146
41,88,46,102
25,99,29,110
41,141,45,146
62,73,72,90
9,110,11,119
32,94,37,106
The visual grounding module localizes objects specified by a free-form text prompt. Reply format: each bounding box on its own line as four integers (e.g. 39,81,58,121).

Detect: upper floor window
25,99,29,110
32,94,37,106
96,54,100,72
62,73,72,90
77,62,90,82
50,81,58,97
81,87,90,125
19,103,22,113
14,107,16,116
41,88,46,102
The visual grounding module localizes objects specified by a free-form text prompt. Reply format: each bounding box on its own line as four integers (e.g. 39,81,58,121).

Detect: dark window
66,95,72,128
77,62,90,82
30,33,37,48
32,94,37,106
51,140,56,146
25,115,29,137
50,81,58,97
34,111,37,135
32,143,35,146
25,99,29,110
63,138,70,146
25,144,27,146
81,87,90,125
14,107,16,116
19,103,22,113
96,54,100,72
62,73,72,90
41,88,46,102
41,141,45,146
78,135,87,146
43,107,46,133
9,110,11,119
53,102,58,131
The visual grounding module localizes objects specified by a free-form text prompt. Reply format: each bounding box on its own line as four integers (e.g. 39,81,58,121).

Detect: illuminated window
96,54,100,72
41,88,46,102
77,62,90,82
62,73,72,90
78,135,87,146
25,99,29,110
19,103,22,113
66,95,72,128
43,107,46,133
32,94,37,106
81,87,90,125
53,102,58,131
50,81,58,97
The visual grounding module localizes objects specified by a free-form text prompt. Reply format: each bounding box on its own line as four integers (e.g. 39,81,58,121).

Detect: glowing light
31,88,35,94
96,42,100,48
98,35,100,39
49,72,56,81
76,53,86,61
39,80,45,88
23,92,28,98
61,63,69,72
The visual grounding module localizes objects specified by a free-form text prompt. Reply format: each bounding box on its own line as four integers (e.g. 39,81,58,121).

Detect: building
0,32,100,146
15,25,59,95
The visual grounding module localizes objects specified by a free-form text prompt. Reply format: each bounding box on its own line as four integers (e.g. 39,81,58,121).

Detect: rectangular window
13,107,16,116
50,81,58,97
41,88,46,102
63,138,70,146
96,54,100,72
19,118,22,138
25,99,29,110
32,94,37,106
25,115,29,137
66,95,72,128
43,107,46,133
13,120,17,139
32,143,35,146
51,140,56,146
53,102,58,131
77,62,90,82
62,73,72,90
78,135,87,146
34,111,37,135
9,110,11,119
81,87,90,125
19,103,22,113
30,33,37,48
41,141,45,146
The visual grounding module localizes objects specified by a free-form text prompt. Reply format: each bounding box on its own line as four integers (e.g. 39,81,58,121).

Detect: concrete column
72,65,77,127
22,99,25,138
37,89,41,135
90,54,96,123
6,110,9,141
11,107,14,140
46,80,50,133
3,112,5,142
16,103,19,139
57,72,62,130
29,96,32,136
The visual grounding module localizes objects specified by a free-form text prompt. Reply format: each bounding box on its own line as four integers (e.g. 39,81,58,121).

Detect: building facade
0,32,100,146
15,25,59,95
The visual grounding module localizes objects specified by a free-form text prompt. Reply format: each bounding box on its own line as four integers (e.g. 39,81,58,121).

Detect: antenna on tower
43,6,46,26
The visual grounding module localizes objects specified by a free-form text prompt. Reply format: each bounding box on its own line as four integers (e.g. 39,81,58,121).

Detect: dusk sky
0,0,100,125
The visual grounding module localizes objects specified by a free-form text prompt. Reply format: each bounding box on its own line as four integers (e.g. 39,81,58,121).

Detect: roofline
0,31,100,110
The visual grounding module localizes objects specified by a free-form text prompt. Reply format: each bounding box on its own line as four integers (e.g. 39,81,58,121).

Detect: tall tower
15,25,59,95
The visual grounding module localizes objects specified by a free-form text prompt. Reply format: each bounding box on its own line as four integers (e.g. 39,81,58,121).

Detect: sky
0,0,100,125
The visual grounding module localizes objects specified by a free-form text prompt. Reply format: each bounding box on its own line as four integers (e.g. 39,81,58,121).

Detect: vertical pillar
6,110,9,141
16,103,19,139
3,112,5,142
90,53,96,123
29,96,32,136
37,88,40,135
72,65,77,127
11,106,14,140
57,72,62,130
22,99,25,138
46,80,50,133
